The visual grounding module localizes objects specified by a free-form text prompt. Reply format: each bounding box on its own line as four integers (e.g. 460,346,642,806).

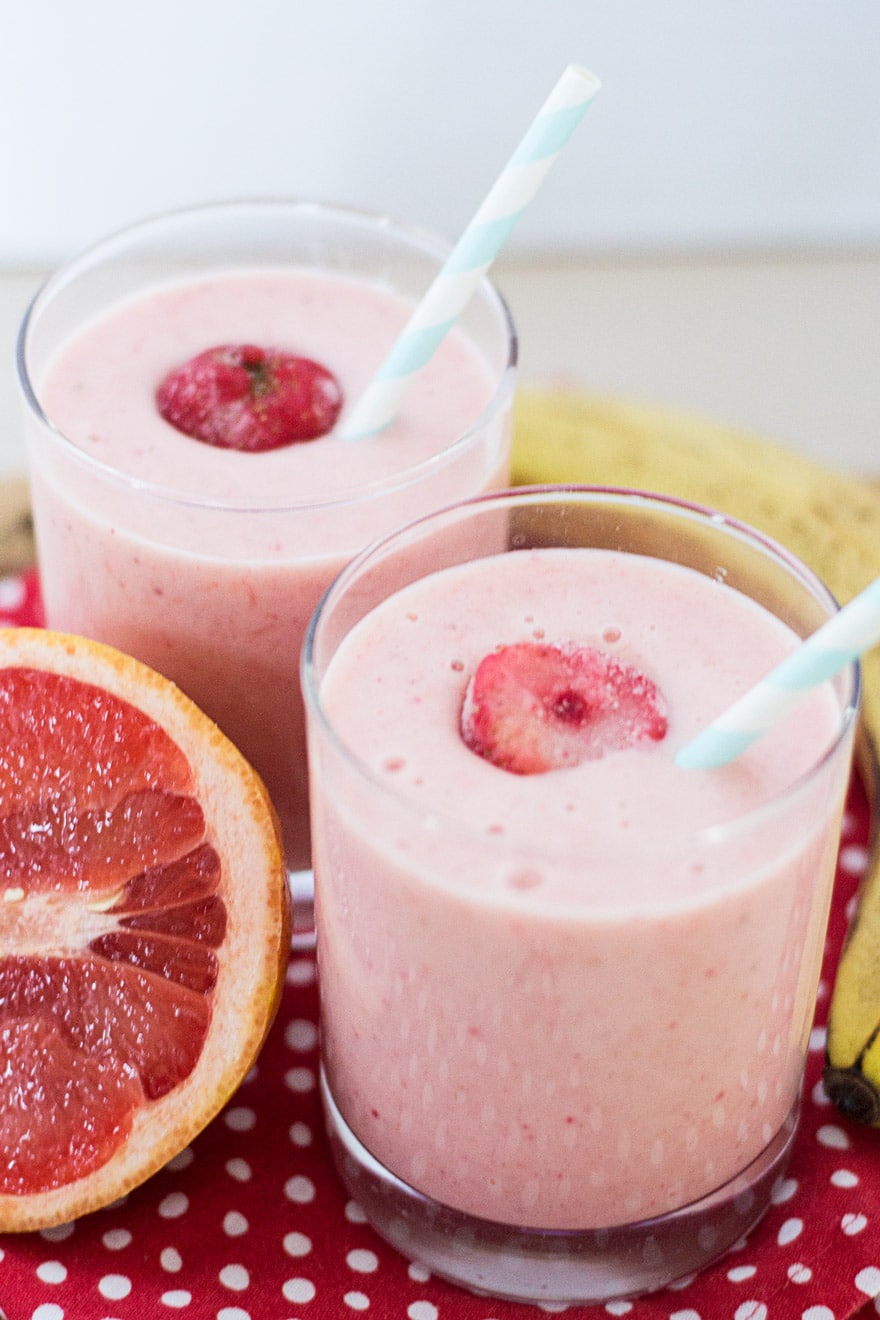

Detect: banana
511,387,880,1125
0,478,35,575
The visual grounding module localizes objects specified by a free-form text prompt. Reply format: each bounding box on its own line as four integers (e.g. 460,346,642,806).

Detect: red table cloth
1,568,879,1320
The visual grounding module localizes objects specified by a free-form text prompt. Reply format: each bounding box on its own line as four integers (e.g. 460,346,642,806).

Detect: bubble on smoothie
506,867,545,891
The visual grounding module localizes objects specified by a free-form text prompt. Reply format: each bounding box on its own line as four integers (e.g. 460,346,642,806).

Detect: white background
1,1,878,477
2,0,880,264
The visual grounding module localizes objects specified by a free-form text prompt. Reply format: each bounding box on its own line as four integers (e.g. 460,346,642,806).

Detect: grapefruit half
0,627,291,1231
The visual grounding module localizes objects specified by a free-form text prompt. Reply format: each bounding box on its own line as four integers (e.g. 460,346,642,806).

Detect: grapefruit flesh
0,629,290,1230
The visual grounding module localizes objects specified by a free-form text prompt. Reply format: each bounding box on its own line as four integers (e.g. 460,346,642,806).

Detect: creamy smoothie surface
39,267,497,507
313,547,847,1228
29,267,508,870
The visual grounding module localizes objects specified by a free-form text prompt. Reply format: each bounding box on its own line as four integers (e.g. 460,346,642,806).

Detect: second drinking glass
17,200,518,936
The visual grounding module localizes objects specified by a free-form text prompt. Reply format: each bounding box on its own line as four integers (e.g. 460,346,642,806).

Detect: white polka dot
817,1124,850,1150
771,1176,799,1204
408,1262,431,1283
345,1294,370,1312
734,1304,768,1320
347,1248,379,1273
165,1147,195,1171
284,1174,316,1203
102,1229,132,1251
808,1026,826,1052
39,1223,74,1242
788,1262,812,1283
0,577,26,610
283,1232,312,1258
802,1307,835,1320
811,1079,832,1106
777,1218,803,1245
224,1106,257,1132
831,1168,859,1188
668,1311,701,1320
219,1264,249,1291
282,1277,317,1303
856,1266,880,1296
226,1158,252,1182
345,1200,367,1223
286,959,316,986
158,1192,189,1219
289,1121,313,1146
99,1275,133,1300
839,844,869,874
218,1310,252,1320
843,1212,869,1235
36,1262,67,1284
285,1018,319,1051
285,1066,316,1093
161,1248,183,1273
727,1265,757,1282
223,1211,249,1237
408,1304,438,1320
161,1292,192,1310
31,1306,64,1320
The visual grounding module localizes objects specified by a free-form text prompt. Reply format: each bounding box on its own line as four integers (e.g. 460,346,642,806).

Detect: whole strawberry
461,641,668,774
156,344,343,451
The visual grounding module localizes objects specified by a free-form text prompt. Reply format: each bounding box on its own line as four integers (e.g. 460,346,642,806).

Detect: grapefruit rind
0,627,290,1232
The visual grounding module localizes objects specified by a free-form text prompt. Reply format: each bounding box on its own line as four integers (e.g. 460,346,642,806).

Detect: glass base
321,1068,799,1304
288,868,316,949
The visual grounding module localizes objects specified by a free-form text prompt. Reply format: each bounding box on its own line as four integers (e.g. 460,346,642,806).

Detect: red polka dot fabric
1,569,879,1320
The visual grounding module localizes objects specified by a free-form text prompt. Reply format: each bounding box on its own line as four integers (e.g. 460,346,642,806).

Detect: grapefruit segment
0,628,290,1230
0,667,194,810
0,789,207,888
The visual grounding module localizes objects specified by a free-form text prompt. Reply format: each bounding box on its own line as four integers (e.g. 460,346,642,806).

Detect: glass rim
301,483,861,888
16,196,518,514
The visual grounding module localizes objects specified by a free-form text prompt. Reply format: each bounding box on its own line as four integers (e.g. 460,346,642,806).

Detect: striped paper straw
338,63,601,440
675,577,880,770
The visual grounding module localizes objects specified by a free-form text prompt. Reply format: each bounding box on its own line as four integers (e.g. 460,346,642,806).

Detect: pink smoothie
311,546,849,1230
28,268,511,871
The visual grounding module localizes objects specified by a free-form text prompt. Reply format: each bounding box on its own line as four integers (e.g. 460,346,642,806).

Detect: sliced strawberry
156,344,343,451
460,642,668,774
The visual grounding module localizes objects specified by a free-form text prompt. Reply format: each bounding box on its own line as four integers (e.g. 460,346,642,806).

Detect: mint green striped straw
338,63,601,441
675,578,878,770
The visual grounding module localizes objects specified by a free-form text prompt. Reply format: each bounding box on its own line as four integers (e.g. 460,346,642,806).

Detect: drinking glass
18,200,517,940
302,485,859,1303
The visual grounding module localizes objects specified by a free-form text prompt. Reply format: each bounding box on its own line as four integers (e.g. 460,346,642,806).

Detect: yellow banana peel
0,478,35,575
512,387,880,1126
